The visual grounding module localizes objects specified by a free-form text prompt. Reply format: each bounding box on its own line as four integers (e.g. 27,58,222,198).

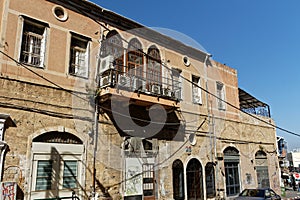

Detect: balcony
99,64,182,109
239,88,271,118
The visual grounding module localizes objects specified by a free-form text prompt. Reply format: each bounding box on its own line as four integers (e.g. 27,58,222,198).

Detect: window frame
19,16,48,68
192,75,202,104
216,82,226,110
127,38,144,77
172,159,185,200
69,32,90,78
205,162,216,198
30,142,84,199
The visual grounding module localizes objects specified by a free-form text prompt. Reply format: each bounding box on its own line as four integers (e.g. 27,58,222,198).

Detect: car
235,188,281,200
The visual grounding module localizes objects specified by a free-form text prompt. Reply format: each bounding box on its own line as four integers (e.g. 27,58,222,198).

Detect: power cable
2,1,299,139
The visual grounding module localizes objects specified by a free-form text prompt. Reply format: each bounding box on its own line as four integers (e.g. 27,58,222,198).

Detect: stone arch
186,158,204,200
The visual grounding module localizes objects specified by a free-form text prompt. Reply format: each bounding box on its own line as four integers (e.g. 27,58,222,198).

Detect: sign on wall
1,182,17,200
124,158,143,198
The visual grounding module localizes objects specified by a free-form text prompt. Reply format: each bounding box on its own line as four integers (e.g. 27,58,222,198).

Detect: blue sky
93,0,300,150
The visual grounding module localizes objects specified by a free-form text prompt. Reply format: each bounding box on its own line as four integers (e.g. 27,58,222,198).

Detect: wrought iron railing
100,68,182,101
241,106,270,118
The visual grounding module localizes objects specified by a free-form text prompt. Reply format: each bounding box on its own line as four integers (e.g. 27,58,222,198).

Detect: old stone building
0,0,280,199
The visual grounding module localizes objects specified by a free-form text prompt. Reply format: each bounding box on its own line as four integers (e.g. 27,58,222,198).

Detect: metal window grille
225,162,240,196
20,23,45,67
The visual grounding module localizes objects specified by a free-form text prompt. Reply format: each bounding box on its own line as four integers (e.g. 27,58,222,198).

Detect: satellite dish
189,133,196,146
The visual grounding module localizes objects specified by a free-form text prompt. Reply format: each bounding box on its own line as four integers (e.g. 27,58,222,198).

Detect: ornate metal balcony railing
99,67,182,101
239,88,271,118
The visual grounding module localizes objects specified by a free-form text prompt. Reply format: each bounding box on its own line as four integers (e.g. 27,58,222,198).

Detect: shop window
19,17,48,68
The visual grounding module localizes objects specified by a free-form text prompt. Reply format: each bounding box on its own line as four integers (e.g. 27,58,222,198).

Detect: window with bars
224,147,240,196
63,161,78,188
69,34,89,78
35,160,53,191
192,75,202,104
217,82,226,110
20,18,47,68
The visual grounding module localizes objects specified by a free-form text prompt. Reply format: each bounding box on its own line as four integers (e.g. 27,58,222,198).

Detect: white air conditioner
100,75,111,88
118,74,131,88
99,55,114,74
132,78,146,92
162,88,172,97
151,84,161,95
173,90,181,100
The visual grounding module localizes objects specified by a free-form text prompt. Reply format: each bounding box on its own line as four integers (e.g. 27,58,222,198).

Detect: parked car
235,188,281,200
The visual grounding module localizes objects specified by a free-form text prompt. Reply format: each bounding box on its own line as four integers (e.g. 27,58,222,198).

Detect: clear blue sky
93,0,300,150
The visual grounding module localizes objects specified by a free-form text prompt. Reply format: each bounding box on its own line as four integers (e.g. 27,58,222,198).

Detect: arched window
101,30,124,74
127,38,143,77
255,150,270,188
173,159,185,200
205,162,216,198
31,132,84,199
186,158,204,200
147,46,161,86
224,147,240,196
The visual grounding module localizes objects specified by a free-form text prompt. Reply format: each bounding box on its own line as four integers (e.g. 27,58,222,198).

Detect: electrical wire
1,1,299,139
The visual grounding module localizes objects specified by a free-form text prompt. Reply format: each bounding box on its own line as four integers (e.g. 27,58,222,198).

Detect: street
282,187,300,200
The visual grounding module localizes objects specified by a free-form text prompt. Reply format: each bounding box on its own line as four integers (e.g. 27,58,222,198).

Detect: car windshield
240,189,265,197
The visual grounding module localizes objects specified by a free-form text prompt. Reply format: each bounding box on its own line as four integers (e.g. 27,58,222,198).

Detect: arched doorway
172,159,185,200
255,150,270,188
224,147,240,197
186,158,203,200
205,162,216,198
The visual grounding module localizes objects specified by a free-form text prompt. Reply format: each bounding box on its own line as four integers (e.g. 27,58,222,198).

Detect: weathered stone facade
0,0,280,199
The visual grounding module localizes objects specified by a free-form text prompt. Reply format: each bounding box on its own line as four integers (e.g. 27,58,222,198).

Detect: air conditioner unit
162,88,172,97
132,78,146,92
151,84,161,95
118,74,131,88
100,75,111,88
173,90,181,100
99,55,114,74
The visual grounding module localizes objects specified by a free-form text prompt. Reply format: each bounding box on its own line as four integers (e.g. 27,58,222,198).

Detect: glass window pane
36,160,53,191
63,161,78,188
